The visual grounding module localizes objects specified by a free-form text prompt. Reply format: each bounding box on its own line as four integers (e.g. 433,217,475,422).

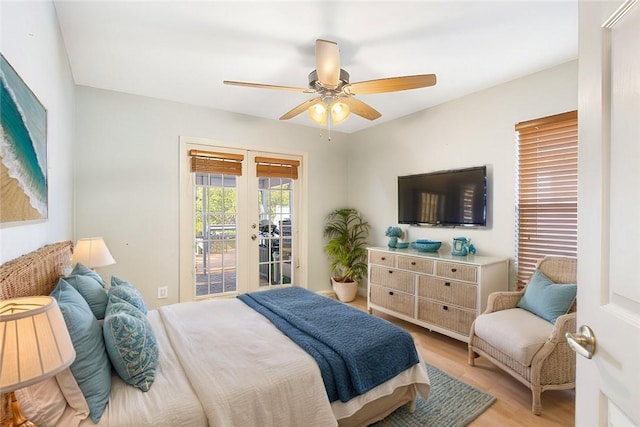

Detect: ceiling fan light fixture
308,102,327,125
330,100,350,125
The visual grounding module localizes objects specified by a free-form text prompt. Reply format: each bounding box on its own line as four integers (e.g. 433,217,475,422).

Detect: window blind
515,110,578,287
255,156,300,180
189,149,244,176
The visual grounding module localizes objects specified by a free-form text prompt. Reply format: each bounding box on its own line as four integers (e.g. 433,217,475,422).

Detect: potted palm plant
323,208,371,302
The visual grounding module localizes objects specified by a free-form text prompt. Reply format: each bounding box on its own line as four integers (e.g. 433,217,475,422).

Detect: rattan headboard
0,240,73,427
0,241,73,300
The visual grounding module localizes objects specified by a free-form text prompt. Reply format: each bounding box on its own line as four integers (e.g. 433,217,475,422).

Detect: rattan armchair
468,256,577,415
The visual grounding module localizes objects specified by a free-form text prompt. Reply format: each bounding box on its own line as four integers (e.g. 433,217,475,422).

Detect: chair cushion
473,308,554,366
517,269,577,323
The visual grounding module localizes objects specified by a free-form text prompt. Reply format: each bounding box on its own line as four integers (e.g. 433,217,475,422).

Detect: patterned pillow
103,296,158,391
62,275,108,319
50,279,111,423
109,276,147,314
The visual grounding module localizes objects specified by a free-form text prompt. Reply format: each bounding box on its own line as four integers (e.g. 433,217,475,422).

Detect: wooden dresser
367,247,509,343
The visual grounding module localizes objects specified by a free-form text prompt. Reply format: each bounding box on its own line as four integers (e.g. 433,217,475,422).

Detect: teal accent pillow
62,275,108,319
110,276,147,314
50,279,111,423
103,296,158,391
517,269,577,324
70,263,106,287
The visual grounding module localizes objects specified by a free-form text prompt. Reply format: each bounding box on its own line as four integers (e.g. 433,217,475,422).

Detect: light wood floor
346,296,575,427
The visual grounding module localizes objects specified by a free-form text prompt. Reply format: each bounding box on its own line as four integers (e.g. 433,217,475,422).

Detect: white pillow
15,377,66,427
15,368,90,427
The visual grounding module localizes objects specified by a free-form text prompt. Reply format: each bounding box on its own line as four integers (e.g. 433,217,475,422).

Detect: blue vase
388,237,398,248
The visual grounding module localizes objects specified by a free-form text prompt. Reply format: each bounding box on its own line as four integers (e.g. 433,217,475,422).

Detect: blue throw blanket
238,287,419,403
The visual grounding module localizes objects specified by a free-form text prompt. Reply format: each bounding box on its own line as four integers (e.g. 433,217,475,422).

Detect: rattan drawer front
417,299,476,336
370,285,415,317
369,251,396,267
417,276,477,310
436,262,478,283
397,255,434,274
369,265,415,293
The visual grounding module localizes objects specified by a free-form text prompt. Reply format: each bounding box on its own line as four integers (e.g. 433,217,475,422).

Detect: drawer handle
388,270,393,274
444,282,451,287
389,291,394,296
381,257,386,260
443,306,449,311
451,268,457,273
411,261,416,265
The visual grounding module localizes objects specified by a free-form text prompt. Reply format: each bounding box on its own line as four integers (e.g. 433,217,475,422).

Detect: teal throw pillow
61,275,108,320
103,296,158,392
70,262,106,287
50,279,111,423
517,269,577,324
109,276,147,314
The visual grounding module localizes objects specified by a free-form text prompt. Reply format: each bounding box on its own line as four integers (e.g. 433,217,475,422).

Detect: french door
179,138,303,301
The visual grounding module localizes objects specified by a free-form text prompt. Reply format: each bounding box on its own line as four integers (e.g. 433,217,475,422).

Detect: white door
576,1,640,425
247,151,300,291
179,138,303,301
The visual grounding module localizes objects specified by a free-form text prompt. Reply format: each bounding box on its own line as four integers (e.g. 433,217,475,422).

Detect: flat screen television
398,166,487,227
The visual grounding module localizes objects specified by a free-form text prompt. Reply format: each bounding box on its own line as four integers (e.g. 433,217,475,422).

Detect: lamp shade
72,237,116,268
0,296,75,393
308,102,328,125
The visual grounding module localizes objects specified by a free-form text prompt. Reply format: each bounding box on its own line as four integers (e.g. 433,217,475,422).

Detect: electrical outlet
157,286,168,299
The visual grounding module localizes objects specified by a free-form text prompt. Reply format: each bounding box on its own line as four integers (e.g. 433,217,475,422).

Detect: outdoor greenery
194,175,292,237
323,208,371,283
194,185,238,237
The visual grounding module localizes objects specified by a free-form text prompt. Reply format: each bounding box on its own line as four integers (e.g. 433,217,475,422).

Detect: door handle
566,325,596,359
251,234,257,241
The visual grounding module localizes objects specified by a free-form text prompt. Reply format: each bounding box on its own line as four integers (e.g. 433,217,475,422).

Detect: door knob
251,234,257,241
566,325,596,359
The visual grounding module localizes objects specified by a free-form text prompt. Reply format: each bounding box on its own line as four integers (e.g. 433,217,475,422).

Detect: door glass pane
257,176,294,287
194,173,237,297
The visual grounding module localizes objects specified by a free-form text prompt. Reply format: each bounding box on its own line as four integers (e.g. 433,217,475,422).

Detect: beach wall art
0,53,48,223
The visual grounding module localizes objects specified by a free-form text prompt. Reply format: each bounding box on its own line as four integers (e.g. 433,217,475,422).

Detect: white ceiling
52,0,578,134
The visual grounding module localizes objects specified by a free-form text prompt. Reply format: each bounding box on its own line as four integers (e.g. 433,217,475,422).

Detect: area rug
372,363,496,427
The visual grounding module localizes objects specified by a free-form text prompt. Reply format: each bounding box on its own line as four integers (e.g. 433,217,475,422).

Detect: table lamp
0,296,76,427
71,237,116,269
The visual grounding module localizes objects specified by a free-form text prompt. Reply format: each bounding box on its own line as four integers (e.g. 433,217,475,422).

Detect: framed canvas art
0,53,48,223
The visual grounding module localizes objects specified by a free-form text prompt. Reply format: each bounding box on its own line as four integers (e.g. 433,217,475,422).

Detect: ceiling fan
223,39,437,127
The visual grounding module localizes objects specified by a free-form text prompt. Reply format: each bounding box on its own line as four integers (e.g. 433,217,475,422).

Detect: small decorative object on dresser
323,208,371,302
451,237,470,256
367,247,509,343
385,226,403,248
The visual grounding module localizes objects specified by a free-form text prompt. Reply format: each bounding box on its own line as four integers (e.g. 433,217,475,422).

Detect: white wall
74,87,349,307
0,1,75,263
348,60,578,288
0,0,577,304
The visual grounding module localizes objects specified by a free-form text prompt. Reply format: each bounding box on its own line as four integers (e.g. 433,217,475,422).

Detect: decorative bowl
412,240,442,252
395,242,410,249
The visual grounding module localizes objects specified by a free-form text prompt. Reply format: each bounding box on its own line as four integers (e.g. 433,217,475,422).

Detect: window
515,111,578,287
190,149,243,297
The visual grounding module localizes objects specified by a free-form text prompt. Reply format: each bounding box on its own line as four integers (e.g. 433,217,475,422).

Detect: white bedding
80,298,430,427
79,310,207,427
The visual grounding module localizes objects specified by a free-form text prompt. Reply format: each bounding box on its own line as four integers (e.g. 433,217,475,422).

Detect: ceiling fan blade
347,74,437,95
224,80,314,93
315,39,340,88
340,97,381,121
279,97,323,120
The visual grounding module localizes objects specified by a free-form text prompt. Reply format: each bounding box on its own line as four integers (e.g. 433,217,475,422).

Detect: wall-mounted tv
398,166,487,227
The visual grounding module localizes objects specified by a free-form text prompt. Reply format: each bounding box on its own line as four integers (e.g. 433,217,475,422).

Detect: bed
0,241,429,427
